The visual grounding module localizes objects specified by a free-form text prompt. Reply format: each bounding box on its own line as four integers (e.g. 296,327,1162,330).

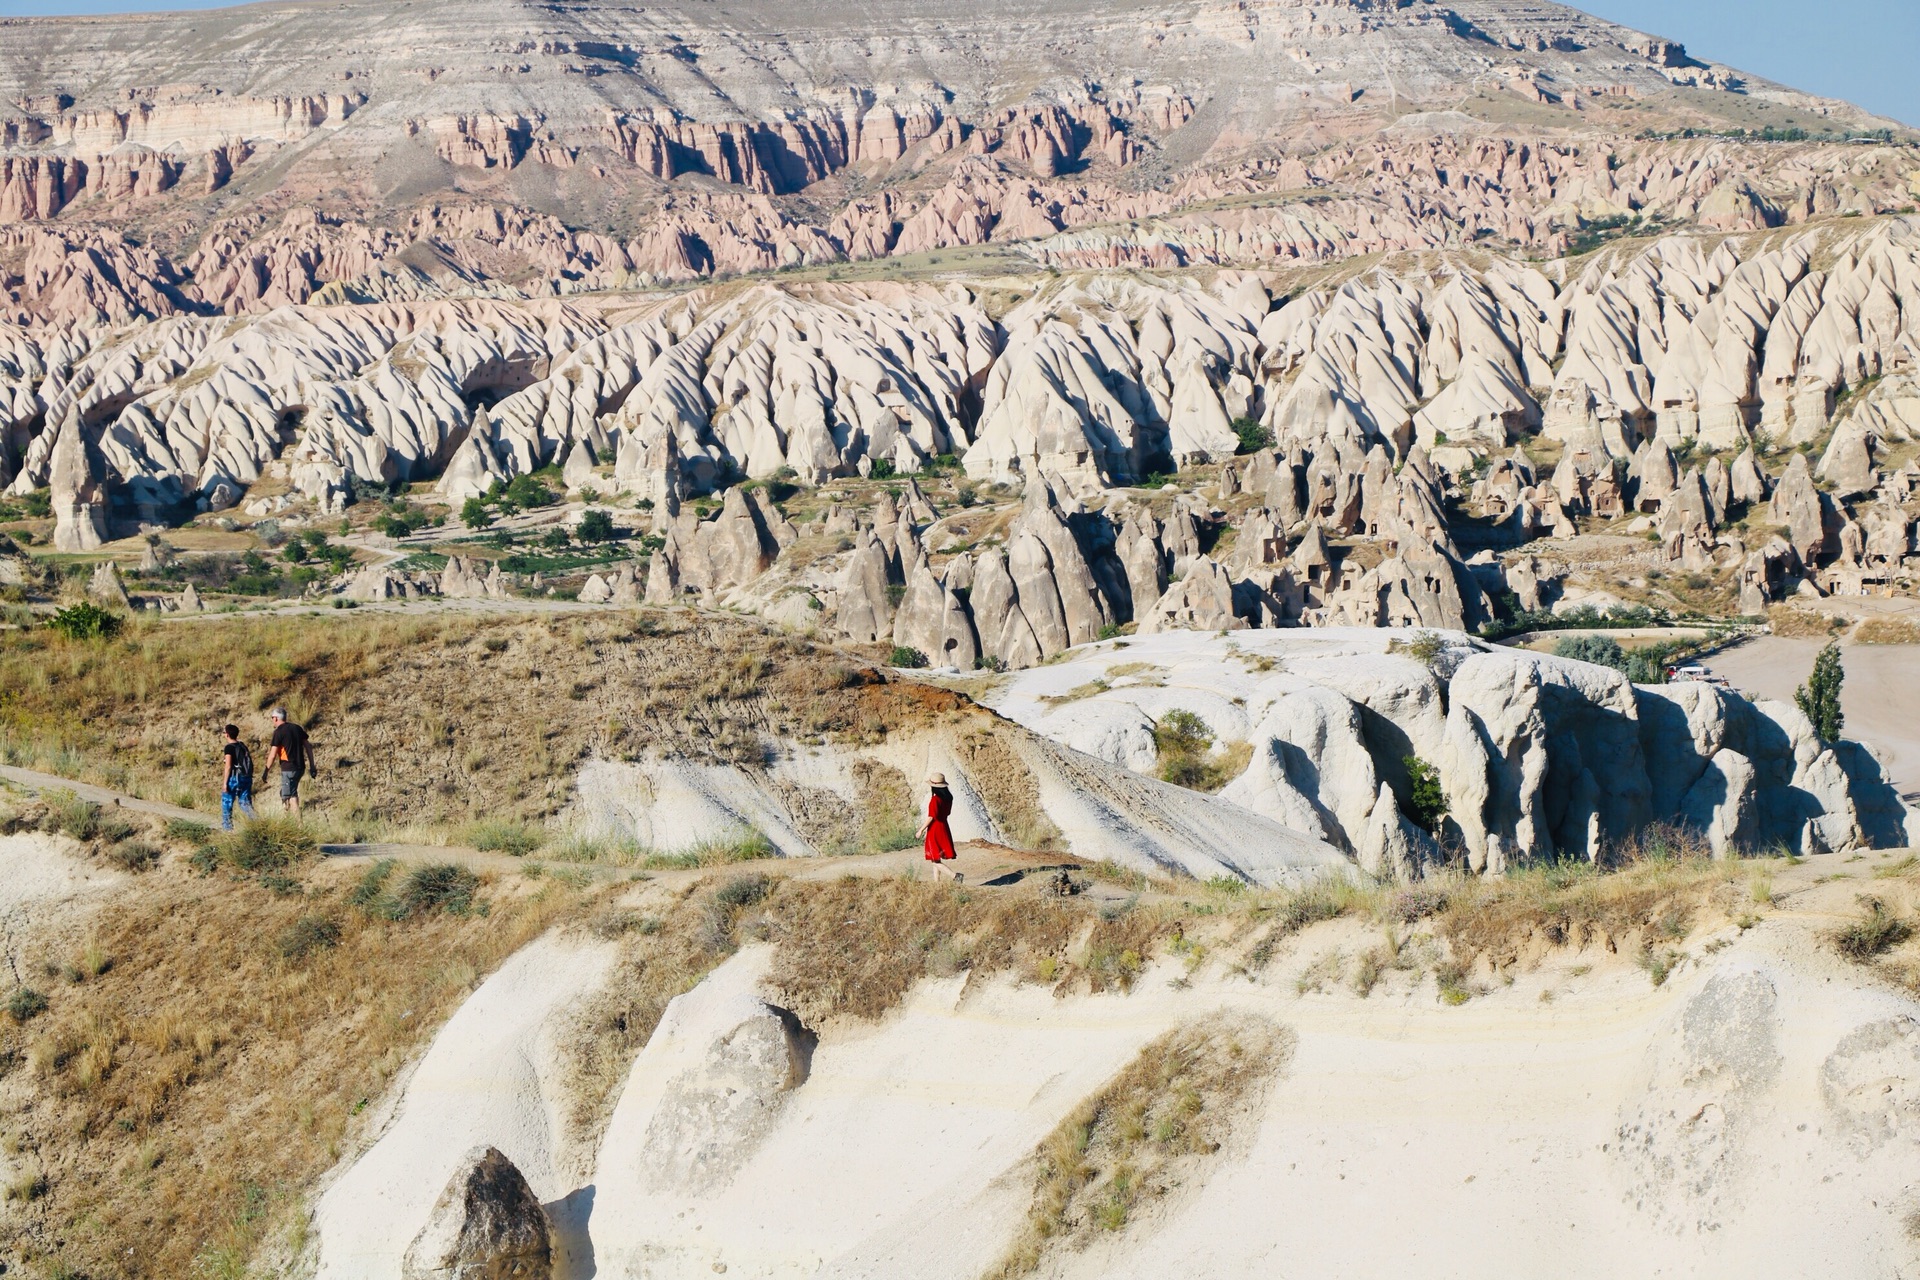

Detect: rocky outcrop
986,631,1913,878
637,996,813,1196
401,1145,552,1280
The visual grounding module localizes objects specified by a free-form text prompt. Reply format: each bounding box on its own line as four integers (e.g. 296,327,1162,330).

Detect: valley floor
1709,639,1920,805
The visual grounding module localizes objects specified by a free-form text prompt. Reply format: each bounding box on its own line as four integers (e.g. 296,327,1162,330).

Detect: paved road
1708,637,1920,805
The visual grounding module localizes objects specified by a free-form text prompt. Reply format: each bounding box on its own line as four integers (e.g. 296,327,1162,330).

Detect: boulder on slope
401,1145,552,1280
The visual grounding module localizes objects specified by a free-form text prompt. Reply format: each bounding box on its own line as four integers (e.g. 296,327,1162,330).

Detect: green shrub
1152,709,1246,791
888,645,929,669
277,915,342,960
5,986,49,1024
164,817,212,844
348,858,397,911
48,602,121,641
105,839,160,873
497,474,557,513
715,871,772,909
868,457,897,480
395,863,481,917
1796,639,1845,742
1403,756,1448,834
1553,634,1626,668
1231,416,1273,454
1387,630,1447,666
217,817,318,871
468,820,545,857
1153,709,1214,758
43,789,101,840
460,496,494,529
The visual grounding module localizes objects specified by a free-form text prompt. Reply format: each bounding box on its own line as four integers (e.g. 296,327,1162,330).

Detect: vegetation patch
1401,756,1447,834
987,1014,1290,1279
1795,639,1845,743
1768,604,1845,637
760,875,1175,1028
954,727,1065,851
1852,618,1920,646
0,859,594,1279
1833,896,1913,962
466,819,545,857
47,602,121,641
1151,710,1249,792
1437,838,1729,972
214,817,318,872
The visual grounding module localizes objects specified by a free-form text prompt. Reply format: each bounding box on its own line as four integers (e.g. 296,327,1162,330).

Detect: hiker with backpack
268,708,319,815
219,723,256,831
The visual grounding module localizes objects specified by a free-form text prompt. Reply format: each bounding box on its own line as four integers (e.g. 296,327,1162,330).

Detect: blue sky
1576,0,1917,126
0,0,1911,127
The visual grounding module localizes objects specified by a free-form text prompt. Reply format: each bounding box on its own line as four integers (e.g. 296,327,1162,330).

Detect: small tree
1795,639,1845,742
887,645,929,669
1153,709,1214,759
577,509,617,542
1403,756,1448,834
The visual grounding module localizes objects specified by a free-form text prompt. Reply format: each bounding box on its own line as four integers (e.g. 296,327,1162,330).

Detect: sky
1578,0,1918,126
0,0,1911,127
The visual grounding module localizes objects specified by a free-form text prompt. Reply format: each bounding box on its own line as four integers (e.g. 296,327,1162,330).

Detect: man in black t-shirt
219,723,256,831
268,708,319,814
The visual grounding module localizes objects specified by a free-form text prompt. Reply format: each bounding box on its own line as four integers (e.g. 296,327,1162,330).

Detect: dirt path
0,764,1106,897
0,764,205,823
1708,637,1920,804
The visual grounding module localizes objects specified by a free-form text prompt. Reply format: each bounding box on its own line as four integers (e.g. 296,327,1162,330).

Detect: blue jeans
222,784,256,831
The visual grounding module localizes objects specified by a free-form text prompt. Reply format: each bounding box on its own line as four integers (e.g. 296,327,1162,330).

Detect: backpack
228,742,254,790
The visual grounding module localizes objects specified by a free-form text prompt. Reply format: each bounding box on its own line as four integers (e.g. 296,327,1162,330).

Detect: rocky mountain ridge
0,0,1914,331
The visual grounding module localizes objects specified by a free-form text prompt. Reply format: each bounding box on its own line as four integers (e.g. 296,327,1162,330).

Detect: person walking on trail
920,772,959,881
267,708,318,815
219,723,256,831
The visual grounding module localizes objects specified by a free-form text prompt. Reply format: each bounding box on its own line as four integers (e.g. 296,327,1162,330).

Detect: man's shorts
279,770,302,800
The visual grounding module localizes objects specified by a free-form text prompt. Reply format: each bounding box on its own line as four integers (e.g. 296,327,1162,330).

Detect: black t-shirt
269,723,310,775
222,741,253,787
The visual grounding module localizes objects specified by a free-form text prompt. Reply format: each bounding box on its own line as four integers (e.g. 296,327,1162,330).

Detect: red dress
923,791,956,862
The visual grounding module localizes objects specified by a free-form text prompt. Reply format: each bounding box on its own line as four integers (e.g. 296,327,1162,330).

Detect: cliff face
0,0,1910,309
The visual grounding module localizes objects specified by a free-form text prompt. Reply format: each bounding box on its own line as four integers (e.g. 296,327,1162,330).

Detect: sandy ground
312,934,620,1278
312,851,1920,1280
0,830,125,983
0,833,129,1204
1707,638,1920,804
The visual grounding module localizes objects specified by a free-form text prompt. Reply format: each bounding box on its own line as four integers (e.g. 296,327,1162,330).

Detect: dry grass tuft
761,876,1175,1028
1436,849,1733,972
1833,896,1914,962
952,727,1065,851
214,816,318,871
1852,618,1920,645
986,1014,1291,1279
1768,604,1844,637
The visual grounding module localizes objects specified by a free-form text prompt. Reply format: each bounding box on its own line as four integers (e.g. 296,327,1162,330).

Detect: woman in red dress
920,772,958,880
